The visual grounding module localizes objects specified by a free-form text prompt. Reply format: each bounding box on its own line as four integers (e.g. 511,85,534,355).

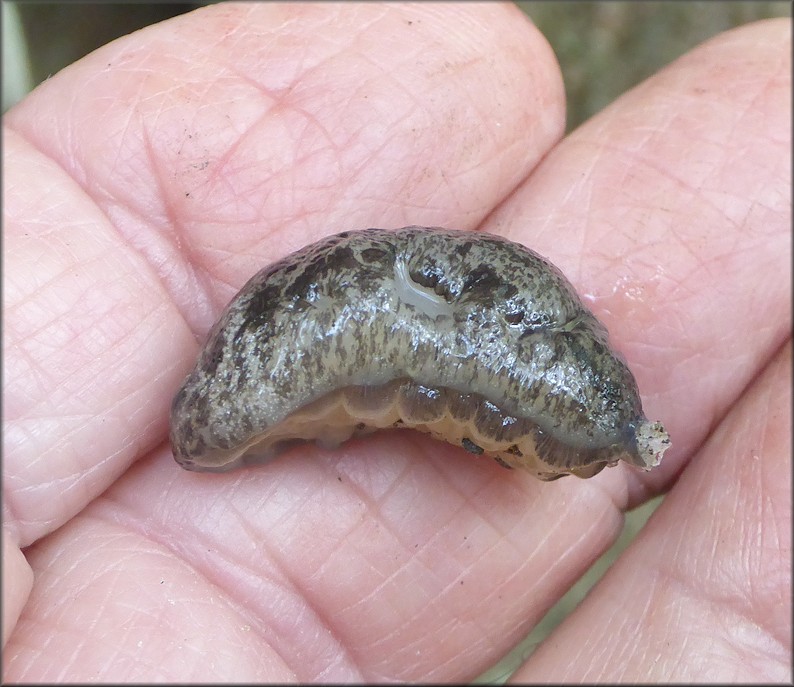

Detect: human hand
3,4,790,682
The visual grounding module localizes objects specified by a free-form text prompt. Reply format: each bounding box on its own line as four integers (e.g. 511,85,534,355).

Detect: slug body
170,227,670,480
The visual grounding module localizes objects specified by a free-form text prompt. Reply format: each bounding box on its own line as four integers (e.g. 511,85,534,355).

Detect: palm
3,5,790,682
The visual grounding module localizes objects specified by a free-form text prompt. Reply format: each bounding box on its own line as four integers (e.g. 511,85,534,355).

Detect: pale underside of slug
170,227,671,481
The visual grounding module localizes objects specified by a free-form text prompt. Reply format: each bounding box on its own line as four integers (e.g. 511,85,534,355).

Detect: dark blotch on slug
410,259,454,301
360,246,390,263
462,438,484,455
461,263,503,294
170,226,671,479
454,240,475,258
504,311,525,325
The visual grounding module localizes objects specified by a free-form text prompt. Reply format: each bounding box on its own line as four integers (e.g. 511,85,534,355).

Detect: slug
170,227,670,481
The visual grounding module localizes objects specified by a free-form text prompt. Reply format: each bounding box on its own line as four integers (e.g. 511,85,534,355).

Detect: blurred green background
3,2,789,683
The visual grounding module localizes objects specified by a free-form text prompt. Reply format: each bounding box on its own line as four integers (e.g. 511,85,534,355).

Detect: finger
488,18,791,502
2,2,564,547
513,337,791,682
3,511,297,682
2,531,33,647
2,130,197,547
6,2,564,332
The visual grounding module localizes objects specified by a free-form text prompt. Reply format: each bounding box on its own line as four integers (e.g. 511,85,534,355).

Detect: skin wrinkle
2,486,29,543
329,533,440,617
209,107,288,185
101,84,145,185
251,542,362,680
733,77,783,145
252,481,334,542
338,455,441,558
131,164,216,332
9,423,93,491
141,123,191,246
348,109,420,178
350,21,434,79
12,338,148,446
6,249,109,329
325,57,509,207
23,443,118,494
527,517,604,599
356,49,425,100
102,200,203,304
666,226,727,288
3,346,53,419
709,600,776,676
481,485,556,550
338,562,438,649
320,485,505,663
257,522,409,671
213,547,330,666
380,466,522,586
654,533,751,630
404,523,489,602
606,143,716,209
284,109,347,180
86,499,302,678
396,619,493,682
22,300,172,420
456,487,525,552
366,606,482,681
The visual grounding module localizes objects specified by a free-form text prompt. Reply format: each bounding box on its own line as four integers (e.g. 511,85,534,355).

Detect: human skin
2,2,790,683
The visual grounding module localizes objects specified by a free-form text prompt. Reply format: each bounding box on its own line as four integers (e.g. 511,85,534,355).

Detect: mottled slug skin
170,227,670,480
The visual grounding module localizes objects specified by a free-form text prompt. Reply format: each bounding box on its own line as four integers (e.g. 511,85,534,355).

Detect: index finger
488,17,791,501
